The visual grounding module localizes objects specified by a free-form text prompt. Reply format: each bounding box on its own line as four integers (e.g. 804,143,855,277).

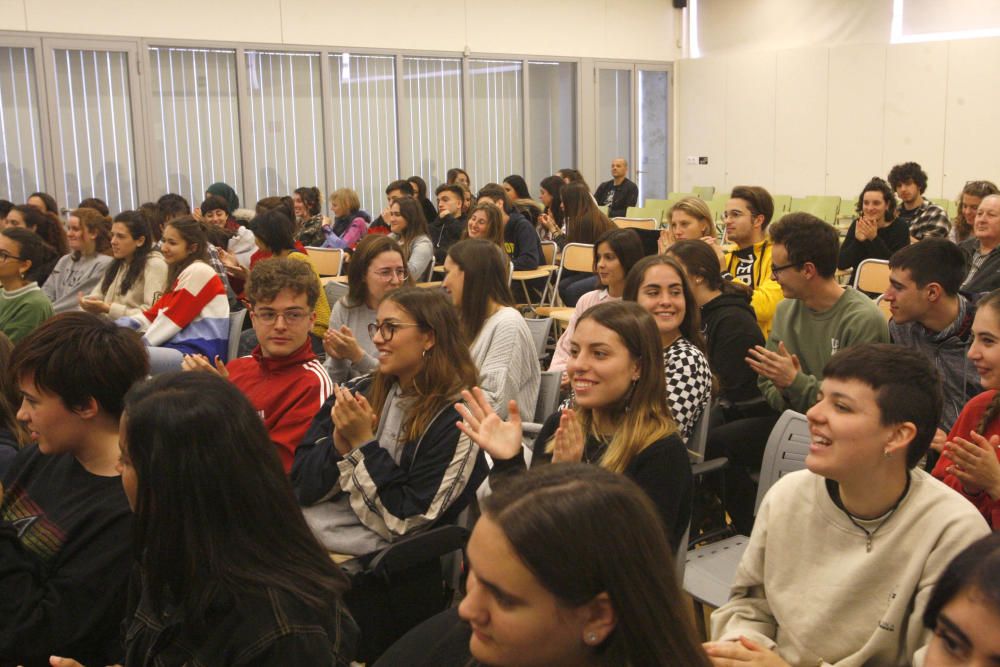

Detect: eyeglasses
372,268,408,281
253,308,309,325
771,261,803,277
368,320,421,341
722,210,751,220
0,250,23,263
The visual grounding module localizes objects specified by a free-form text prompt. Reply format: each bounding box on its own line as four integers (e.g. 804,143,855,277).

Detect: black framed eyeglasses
771,261,804,277
0,250,23,263
368,320,421,342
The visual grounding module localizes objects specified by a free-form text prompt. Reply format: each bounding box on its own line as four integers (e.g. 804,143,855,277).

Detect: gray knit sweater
42,253,114,313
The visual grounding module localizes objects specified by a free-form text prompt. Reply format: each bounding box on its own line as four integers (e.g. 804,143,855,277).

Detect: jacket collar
250,338,316,372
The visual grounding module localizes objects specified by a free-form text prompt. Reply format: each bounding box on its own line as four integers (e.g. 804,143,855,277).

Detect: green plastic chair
801,196,841,224
790,197,807,213
930,198,957,219
625,206,666,225
668,192,693,201
771,195,792,216
708,194,729,224
693,186,715,200
597,205,609,216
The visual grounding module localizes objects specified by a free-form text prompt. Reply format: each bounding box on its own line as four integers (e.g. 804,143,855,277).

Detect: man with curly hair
887,161,950,240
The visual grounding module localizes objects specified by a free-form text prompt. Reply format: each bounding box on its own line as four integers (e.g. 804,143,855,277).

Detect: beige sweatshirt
711,469,989,666
89,252,169,319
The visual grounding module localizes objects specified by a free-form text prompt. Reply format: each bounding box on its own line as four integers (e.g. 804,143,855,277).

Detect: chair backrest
801,195,842,224
874,293,893,321
754,410,810,514
613,217,657,231
626,206,666,224
693,185,715,200
524,317,552,360
686,397,713,460
540,240,556,266
771,194,792,215
535,370,562,422
853,258,890,294
522,421,542,468
560,243,595,273
227,308,248,362
305,247,344,276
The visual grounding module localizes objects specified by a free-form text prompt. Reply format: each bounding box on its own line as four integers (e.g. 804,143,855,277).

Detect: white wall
675,36,1000,199
0,0,682,62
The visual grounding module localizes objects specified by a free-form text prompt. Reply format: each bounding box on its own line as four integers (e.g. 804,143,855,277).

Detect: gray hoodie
42,253,114,313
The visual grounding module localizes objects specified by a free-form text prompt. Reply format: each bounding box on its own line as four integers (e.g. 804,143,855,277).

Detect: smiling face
441,255,464,306
365,250,406,306
459,515,599,667
669,209,709,241
769,243,807,299
388,202,407,235
961,193,983,228
293,193,307,219
567,318,640,411
723,197,761,248
594,242,625,294
467,209,490,240
633,264,686,345
438,191,462,218
159,224,196,266
110,222,143,261
862,189,889,222
924,587,1000,667
974,196,1000,250
968,305,1000,390
66,216,85,252
371,300,433,386
251,288,316,359
805,377,895,482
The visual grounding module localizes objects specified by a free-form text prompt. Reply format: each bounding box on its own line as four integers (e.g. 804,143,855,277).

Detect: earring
586,632,598,644
883,448,892,458
422,348,430,359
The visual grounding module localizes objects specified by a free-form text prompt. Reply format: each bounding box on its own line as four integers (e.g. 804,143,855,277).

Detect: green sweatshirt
759,287,889,413
0,283,54,343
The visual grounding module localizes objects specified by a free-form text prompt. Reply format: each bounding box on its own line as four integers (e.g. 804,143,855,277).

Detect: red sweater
226,340,333,472
933,389,1000,528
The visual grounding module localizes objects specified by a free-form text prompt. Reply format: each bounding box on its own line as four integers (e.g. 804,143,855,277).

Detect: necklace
827,473,911,553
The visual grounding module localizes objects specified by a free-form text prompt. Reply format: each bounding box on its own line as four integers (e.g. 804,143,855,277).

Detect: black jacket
701,291,765,404
959,238,1000,296
503,211,543,270
428,214,466,264
593,178,639,219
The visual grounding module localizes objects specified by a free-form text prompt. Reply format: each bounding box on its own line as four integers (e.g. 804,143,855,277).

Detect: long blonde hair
550,301,676,473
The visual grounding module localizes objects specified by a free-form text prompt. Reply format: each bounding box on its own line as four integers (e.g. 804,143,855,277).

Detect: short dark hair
822,343,941,468
434,183,464,201
768,212,840,278
200,195,229,217
887,161,928,193
476,183,508,208
247,257,319,308
923,532,1000,632
730,186,775,229
888,238,967,296
13,312,148,417
854,177,897,221
157,193,191,221
248,209,296,253
385,180,414,197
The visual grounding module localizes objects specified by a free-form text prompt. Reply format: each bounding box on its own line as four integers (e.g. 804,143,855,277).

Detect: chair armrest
692,457,729,478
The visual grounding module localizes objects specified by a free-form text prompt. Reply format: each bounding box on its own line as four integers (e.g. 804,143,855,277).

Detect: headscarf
206,182,239,214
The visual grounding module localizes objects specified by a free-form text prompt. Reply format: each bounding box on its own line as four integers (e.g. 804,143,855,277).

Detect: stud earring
586,632,598,644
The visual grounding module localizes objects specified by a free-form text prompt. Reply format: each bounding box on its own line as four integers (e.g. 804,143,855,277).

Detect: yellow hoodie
723,238,783,338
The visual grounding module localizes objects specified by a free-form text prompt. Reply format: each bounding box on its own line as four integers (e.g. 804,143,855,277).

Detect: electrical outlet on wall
686,156,698,165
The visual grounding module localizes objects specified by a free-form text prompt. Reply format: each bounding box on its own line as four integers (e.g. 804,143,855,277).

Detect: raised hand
944,430,1000,498
551,409,584,463
331,384,376,452
456,387,523,461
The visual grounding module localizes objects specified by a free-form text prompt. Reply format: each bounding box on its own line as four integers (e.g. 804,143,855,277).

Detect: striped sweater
120,261,230,360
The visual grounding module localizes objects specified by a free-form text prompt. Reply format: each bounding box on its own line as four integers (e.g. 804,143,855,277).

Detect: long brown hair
447,239,515,344
551,301,677,473
70,207,112,259
461,203,504,248
344,234,409,308
624,254,707,353
976,289,1000,434
162,217,211,288
392,197,429,261
0,333,29,446
367,287,478,442
482,464,712,667
562,182,613,244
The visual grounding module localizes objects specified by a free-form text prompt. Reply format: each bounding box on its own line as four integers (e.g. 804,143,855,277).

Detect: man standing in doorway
594,158,639,219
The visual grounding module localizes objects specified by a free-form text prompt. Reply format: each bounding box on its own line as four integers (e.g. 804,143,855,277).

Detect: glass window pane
148,46,242,207
402,56,463,193
527,61,576,196
467,59,523,189
52,48,137,213
245,50,324,205
638,69,669,202
329,53,398,216
597,68,632,186
0,46,45,204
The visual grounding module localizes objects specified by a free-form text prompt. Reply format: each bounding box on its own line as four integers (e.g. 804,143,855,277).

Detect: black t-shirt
731,245,758,290
0,446,132,667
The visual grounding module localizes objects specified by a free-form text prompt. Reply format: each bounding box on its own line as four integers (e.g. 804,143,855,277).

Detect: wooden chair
612,217,657,231
305,247,345,277
852,259,890,295
535,243,594,316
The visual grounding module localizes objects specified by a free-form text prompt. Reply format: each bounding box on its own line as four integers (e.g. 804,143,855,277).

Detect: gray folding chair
524,317,553,361
683,410,810,609
227,309,248,362
534,371,562,422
